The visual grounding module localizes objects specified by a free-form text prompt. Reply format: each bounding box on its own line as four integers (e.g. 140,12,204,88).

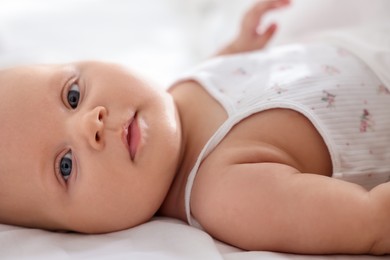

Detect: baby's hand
217,0,290,56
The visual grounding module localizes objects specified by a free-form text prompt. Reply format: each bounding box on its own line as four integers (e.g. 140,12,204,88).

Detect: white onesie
173,28,390,227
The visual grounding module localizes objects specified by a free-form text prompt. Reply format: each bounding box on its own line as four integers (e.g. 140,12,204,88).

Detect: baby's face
0,61,181,233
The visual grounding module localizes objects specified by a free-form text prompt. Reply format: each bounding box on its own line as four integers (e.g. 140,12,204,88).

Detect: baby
1,0,390,255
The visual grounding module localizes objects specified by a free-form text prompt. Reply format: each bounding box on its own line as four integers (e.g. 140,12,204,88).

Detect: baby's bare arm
368,183,390,254
217,0,290,56
192,163,389,254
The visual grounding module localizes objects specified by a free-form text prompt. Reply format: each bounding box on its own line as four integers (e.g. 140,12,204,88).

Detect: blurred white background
0,0,389,87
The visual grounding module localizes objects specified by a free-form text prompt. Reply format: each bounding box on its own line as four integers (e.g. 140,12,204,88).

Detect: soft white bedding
0,218,386,259
0,0,389,259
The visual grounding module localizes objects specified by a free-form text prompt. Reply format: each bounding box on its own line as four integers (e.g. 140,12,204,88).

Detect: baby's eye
59,151,73,181
67,83,80,109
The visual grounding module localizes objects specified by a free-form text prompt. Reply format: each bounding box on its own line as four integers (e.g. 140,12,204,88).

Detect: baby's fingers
242,0,290,37
216,0,290,55
255,23,277,49
251,0,290,16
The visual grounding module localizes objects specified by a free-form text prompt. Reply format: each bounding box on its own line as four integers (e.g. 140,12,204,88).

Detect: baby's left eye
67,83,80,109
59,151,73,181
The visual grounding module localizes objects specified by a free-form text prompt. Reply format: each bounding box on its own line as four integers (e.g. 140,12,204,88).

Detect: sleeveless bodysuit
171,32,390,227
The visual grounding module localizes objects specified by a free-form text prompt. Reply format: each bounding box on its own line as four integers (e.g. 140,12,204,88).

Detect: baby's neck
157,81,227,221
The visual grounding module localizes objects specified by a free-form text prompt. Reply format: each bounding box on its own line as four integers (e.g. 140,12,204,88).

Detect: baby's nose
82,106,107,150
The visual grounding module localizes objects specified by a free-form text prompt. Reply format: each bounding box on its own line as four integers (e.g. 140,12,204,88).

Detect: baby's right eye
59,151,73,181
67,83,80,109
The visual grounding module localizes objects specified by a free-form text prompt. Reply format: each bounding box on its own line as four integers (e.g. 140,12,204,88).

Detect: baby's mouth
123,112,141,160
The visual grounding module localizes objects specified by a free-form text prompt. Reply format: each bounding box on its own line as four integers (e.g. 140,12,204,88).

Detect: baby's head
0,61,182,233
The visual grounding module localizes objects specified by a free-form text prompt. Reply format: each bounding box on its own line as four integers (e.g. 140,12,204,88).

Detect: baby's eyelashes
67,83,80,109
59,150,73,182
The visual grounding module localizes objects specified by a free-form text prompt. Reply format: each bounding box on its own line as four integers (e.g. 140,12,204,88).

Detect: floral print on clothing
378,84,390,95
272,84,288,94
322,65,340,75
337,48,351,57
360,109,374,132
233,67,247,75
321,90,336,107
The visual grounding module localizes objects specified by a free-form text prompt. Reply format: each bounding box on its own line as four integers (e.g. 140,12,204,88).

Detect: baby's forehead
0,64,85,105
0,64,67,170
1,63,60,75
0,65,62,91
0,61,132,81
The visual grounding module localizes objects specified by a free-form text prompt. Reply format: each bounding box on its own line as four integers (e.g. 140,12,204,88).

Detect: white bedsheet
0,218,386,259
0,0,389,259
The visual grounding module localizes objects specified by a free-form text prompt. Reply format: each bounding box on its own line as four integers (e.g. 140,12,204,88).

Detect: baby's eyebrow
48,65,79,87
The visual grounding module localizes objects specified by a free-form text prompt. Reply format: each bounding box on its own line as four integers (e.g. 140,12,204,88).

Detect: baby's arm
217,0,290,56
192,162,390,254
